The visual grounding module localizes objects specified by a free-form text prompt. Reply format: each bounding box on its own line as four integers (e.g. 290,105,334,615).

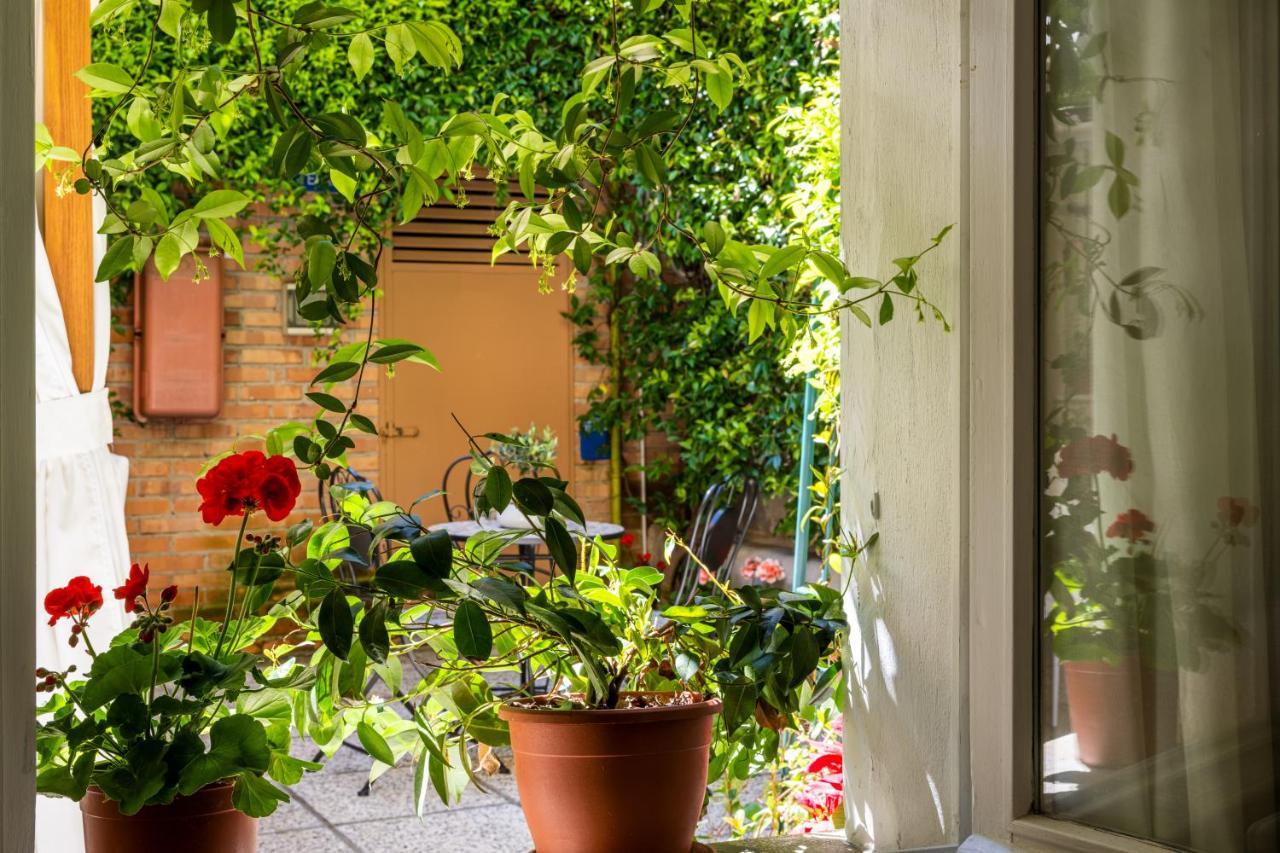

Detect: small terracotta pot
1063,657,1179,768
80,780,257,853
499,695,722,853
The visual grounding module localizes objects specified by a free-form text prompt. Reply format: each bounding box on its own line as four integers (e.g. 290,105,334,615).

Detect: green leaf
231,773,288,818
410,529,453,579
543,516,578,584
357,721,396,766
95,235,136,282
312,360,359,385
75,62,134,94
704,66,733,112
179,715,271,795
81,646,180,712
759,243,806,280
358,600,391,664
192,189,250,219
154,233,183,281
483,466,512,513
512,478,554,515
368,343,425,364
306,391,346,413
317,589,354,661
308,240,336,292
1108,177,1131,219
385,23,415,74
453,600,493,661
878,294,894,325
719,680,757,735
207,0,236,44
1105,131,1125,168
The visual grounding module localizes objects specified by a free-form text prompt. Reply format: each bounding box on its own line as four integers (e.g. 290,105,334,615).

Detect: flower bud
71,624,82,634
160,585,178,603
44,675,56,686
35,667,48,678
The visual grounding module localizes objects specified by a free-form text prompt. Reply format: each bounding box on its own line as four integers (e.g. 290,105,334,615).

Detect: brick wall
108,226,617,607
108,240,380,608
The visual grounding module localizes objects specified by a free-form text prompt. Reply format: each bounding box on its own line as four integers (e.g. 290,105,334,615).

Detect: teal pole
791,380,817,591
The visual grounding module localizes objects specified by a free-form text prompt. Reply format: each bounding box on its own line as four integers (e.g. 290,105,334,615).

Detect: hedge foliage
94,0,838,532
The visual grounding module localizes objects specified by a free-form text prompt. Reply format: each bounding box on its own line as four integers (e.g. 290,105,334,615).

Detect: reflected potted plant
312,439,846,853
35,451,324,852
1044,433,1247,767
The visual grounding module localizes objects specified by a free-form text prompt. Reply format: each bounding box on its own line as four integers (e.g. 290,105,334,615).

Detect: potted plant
1044,433,1246,767
35,450,327,852
486,425,559,529
310,441,846,853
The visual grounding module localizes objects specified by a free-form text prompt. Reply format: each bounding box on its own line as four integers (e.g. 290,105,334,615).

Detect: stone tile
288,760,514,826
710,836,851,852
259,792,323,833
342,803,533,853
256,826,359,853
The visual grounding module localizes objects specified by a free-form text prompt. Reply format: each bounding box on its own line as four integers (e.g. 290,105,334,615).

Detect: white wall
839,0,966,848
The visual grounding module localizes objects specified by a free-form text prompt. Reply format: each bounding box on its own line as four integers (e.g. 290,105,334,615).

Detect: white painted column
839,1,966,848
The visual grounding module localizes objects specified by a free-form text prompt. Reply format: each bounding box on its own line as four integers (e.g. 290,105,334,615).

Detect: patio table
427,519,625,545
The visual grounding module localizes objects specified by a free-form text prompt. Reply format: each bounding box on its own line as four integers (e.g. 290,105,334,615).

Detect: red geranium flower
197,451,266,525
1056,434,1134,481
113,562,149,611
256,454,302,522
1218,496,1260,529
619,532,635,548
196,451,300,525
44,576,103,627
1106,509,1155,544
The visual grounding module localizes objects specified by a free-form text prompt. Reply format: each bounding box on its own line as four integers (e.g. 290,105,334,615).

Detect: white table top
427,519,625,546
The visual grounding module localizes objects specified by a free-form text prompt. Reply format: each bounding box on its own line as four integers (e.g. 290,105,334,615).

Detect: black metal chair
668,477,760,605
440,453,488,521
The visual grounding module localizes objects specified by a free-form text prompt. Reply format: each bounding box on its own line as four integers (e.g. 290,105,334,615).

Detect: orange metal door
380,261,575,523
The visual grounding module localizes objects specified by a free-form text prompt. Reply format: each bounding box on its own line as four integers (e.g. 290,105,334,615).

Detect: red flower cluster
1056,434,1133,481
44,576,103,627
1106,509,1155,544
797,744,844,827
1218,496,1260,529
197,451,301,525
113,563,149,612
619,532,635,548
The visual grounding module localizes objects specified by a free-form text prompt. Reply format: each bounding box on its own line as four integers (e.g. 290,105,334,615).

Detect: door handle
379,423,421,438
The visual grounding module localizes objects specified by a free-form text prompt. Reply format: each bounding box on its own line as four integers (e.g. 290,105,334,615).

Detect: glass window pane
1038,1,1280,849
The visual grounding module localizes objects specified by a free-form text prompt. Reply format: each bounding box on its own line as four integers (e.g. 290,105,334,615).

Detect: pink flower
754,558,785,585
741,556,762,579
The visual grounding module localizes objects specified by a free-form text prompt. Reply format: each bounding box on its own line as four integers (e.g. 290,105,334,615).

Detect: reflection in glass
1038,1,1280,850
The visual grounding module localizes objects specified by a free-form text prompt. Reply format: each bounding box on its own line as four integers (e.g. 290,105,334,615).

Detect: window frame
965,3,1197,850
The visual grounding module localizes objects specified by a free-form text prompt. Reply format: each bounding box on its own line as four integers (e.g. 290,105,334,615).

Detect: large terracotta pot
1063,657,1179,768
80,781,257,853
498,696,722,853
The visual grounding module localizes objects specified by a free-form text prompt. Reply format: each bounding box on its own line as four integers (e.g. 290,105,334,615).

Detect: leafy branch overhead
50,0,949,484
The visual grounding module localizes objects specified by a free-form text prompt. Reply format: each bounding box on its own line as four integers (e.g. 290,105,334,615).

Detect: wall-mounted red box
133,252,224,420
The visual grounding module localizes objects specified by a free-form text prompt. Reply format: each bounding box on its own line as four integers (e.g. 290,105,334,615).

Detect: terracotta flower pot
1063,657,1179,768
498,695,722,853
80,780,257,853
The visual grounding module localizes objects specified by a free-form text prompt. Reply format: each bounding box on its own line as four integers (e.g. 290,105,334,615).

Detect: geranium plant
34,451,321,818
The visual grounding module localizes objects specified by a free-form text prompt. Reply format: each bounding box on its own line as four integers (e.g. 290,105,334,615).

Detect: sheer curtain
1039,1,1279,850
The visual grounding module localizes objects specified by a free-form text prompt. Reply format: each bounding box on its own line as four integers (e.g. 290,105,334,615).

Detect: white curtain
1041,1,1278,850
35,213,131,851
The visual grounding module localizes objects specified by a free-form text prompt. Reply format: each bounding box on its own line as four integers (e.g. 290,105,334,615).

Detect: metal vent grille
390,178,525,266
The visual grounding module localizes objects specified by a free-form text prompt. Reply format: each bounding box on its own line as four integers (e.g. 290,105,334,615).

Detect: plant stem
215,511,254,659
